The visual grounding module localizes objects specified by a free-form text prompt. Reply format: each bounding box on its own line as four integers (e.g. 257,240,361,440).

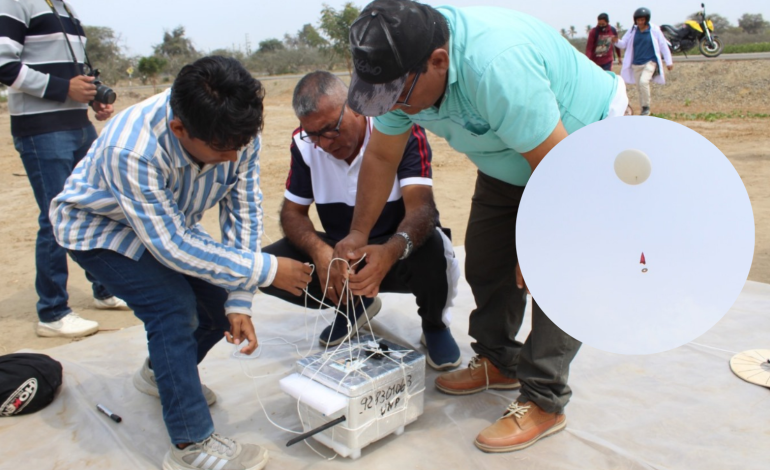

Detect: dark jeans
465,171,582,414
261,228,456,332
599,61,613,71
69,248,228,444
13,126,112,322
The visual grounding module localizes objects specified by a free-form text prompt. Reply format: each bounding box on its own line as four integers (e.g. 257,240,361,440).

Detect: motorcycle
661,3,723,58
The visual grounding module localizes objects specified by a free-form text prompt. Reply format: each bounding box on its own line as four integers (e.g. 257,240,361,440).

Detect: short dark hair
408,7,450,74
292,71,347,118
598,13,609,22
170,56,265,151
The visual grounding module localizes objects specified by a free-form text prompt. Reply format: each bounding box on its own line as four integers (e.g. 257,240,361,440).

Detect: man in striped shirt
1,0,126,338
51,56,311,470
260,71,462,370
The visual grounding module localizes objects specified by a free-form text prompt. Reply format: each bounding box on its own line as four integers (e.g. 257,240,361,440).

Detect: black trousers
465,171,582,414
261,228,456,332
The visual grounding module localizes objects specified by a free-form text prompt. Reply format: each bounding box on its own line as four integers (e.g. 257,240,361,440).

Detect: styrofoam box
279,335,425,459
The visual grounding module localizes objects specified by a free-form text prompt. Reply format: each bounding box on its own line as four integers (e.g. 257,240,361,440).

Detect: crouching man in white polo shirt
261,71,462,370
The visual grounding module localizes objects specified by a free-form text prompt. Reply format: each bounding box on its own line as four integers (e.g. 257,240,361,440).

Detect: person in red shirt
586,13,622,71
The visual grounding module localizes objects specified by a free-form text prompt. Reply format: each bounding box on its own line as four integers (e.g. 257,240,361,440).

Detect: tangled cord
234,254,414,460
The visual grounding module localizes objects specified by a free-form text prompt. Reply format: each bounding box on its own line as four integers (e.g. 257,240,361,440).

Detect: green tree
569,25,577,38
298,23,327,48
82,25,129,83
319,2,361,74
258,38,285,54
738,13,769,34
616,22,626,37
154,26,197,57
586,24,592,35
560,28,568,37
283,33,301,49
210,48,247,62
83,26,121,64
137,56,167,92
153,26,198,76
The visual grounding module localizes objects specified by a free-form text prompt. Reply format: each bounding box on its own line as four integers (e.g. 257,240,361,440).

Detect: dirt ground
1,60,768,354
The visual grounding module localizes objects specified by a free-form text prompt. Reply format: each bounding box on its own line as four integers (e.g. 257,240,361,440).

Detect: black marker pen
96,404,122,423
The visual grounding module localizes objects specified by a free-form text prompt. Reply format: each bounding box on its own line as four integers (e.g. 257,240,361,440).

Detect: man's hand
68,75,97,103
667,64,674,71
515,262,530,295
92,101,114,121
611,36,619,44
348,242,400,298
330,230,369,302
225,313,258,354
312,245,345,305
272,257,313,296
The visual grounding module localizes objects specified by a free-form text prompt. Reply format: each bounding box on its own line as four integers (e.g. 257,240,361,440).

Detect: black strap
43,0,92,75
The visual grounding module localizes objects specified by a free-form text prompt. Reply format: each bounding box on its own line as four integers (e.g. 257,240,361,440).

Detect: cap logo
1,378,38,416
355,59,382,76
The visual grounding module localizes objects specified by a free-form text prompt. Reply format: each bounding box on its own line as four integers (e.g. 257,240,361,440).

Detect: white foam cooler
279,336,425,459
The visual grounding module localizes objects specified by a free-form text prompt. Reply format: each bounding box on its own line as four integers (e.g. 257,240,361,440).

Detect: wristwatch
393,232,413,260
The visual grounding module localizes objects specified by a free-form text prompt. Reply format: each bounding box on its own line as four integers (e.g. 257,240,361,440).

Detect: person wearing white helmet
613,7,674,115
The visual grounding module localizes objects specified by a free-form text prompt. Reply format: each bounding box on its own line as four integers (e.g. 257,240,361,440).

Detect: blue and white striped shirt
50,89,276,316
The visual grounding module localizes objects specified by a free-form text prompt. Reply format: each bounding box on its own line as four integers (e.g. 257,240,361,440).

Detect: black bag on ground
0,353,63,416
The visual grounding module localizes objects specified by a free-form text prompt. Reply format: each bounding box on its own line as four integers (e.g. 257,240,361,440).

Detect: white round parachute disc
729,349,770,388
614,149,652,185
516,116,755,355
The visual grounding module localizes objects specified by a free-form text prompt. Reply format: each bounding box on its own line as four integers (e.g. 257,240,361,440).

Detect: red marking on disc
640,252,646,265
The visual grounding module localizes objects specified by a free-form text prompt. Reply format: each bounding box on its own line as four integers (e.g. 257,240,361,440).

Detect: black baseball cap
348,0,439,116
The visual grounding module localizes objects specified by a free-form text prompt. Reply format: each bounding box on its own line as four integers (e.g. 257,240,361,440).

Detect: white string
290,254,418,454
262,213,280,244
235,253,418,460
237,359,338,460
687,342,739,355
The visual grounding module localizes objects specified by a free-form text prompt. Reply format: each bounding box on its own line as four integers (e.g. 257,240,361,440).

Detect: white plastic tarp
1,248,768,470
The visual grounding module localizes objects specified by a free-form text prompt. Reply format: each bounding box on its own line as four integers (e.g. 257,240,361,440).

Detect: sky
516,117,755,355
72,0,770,57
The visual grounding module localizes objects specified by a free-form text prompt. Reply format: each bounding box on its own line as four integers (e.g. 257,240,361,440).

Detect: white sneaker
133,358,217,406
162,433,268,470
94,296,130,310
36,312,99,338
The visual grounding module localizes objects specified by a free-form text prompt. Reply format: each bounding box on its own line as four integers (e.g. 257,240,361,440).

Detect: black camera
89,69,116,105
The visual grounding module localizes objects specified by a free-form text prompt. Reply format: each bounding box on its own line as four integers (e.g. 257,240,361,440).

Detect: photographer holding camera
1,0,125,338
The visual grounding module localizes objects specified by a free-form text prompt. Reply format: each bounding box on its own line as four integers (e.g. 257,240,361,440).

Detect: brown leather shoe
474,401,566,452
435,355,520,395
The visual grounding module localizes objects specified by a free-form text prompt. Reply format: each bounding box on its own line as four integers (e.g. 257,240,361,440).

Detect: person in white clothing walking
613,7,673,116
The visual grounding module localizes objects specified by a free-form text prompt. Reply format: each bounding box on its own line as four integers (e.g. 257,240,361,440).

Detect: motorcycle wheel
699,36,723,58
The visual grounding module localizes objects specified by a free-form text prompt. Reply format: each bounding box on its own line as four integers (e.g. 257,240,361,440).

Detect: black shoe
319,297,382,347
641,106,651,116
421,329,462,371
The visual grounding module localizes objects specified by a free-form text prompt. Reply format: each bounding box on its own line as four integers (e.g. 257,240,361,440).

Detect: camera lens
94,84,117,105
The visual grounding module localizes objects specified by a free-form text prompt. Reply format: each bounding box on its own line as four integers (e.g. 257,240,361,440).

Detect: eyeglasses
394,71,421,108
299,101,347,143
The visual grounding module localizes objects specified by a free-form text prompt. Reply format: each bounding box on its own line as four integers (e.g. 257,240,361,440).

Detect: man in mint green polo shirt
333,0,628,453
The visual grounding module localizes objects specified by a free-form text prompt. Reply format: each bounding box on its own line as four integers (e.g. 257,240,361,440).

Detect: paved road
672,52,770,62
113,54,769,92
